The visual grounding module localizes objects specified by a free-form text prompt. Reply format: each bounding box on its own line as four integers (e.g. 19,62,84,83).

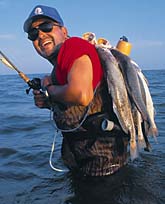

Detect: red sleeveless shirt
55,37,103,89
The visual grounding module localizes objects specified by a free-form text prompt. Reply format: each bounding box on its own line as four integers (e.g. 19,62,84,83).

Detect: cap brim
23,15,59,32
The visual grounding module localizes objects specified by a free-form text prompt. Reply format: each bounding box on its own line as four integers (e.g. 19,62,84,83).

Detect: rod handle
19,72,30,83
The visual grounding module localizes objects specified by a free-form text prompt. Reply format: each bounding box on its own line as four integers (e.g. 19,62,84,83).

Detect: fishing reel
26,78,41,94
0,50,48,96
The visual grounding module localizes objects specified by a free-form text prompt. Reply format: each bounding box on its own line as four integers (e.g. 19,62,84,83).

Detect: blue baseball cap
23,5,64,32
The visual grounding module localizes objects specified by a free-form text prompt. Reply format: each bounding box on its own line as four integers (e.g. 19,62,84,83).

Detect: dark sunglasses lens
28,23,54,41
28,28,38,41
40,23,53,32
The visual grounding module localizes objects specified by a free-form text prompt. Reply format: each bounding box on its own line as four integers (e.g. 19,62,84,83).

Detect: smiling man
23,5,129,176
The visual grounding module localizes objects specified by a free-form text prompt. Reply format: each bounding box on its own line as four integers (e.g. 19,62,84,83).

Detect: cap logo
34,7,43,15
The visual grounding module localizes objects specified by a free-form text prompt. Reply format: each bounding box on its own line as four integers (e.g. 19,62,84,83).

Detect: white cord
49,127,68,172
48,83,99,172
48,108,89,172
50,83,99,132
50,105,90,132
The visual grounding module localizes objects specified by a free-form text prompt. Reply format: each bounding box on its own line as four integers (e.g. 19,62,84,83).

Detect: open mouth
41,40,52,48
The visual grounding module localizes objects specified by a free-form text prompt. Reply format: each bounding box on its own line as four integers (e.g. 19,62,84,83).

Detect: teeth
42,40,52,47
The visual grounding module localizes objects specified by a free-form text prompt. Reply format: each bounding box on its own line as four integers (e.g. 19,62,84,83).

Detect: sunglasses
28,22,61,41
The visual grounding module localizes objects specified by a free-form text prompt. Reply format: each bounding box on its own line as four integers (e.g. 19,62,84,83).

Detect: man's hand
41,75,53,89
33,75,53,109
33,89,50,109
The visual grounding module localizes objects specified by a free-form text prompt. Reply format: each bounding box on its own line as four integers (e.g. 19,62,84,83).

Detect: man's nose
38,30,47,39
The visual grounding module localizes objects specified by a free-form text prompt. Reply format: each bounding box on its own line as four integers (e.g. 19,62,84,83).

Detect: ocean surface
0,70,164,204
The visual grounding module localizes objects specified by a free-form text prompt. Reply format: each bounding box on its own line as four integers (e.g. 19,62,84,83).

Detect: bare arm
47,55,93,106
34,55,94,108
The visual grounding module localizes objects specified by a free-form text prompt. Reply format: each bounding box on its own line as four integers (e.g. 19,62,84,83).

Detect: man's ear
61,27,68,39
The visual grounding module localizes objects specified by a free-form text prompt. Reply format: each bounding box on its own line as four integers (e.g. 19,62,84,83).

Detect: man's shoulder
64,37,94,48
59,37,97,58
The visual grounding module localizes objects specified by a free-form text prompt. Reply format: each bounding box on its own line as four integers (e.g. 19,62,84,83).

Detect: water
0,70,164,204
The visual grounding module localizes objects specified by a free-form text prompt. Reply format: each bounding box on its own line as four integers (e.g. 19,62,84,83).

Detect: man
23,5,129,176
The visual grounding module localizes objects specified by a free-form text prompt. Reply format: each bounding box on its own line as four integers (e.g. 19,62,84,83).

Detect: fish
131,61,158,144
131,104,144,147
96,46,138,160
129,61,152,151
137,68,158,141
110,49,157,140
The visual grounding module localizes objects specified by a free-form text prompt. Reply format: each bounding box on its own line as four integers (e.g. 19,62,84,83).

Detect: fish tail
130,140,139,161
137,116,146,150
144,142,152,152
138,137,146,150
139,134,152,152
141,123,152,152
148,127,158,144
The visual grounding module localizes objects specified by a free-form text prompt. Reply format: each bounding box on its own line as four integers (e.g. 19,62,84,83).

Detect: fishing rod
0,50,42,94
0,51,65,172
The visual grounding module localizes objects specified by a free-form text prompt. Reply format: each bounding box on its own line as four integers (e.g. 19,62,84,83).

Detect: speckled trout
96,46,138,160
129,62,152,151
137,69,158,140
111,49,157,139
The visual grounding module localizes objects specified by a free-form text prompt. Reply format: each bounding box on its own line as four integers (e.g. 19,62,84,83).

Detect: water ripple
0,71,164,204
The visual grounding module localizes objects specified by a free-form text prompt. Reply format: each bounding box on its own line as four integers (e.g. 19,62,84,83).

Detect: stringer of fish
137,69,158,142
111,49,158,148
96,46,138,160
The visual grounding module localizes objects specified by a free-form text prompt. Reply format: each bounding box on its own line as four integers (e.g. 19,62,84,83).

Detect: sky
0,0,165,75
